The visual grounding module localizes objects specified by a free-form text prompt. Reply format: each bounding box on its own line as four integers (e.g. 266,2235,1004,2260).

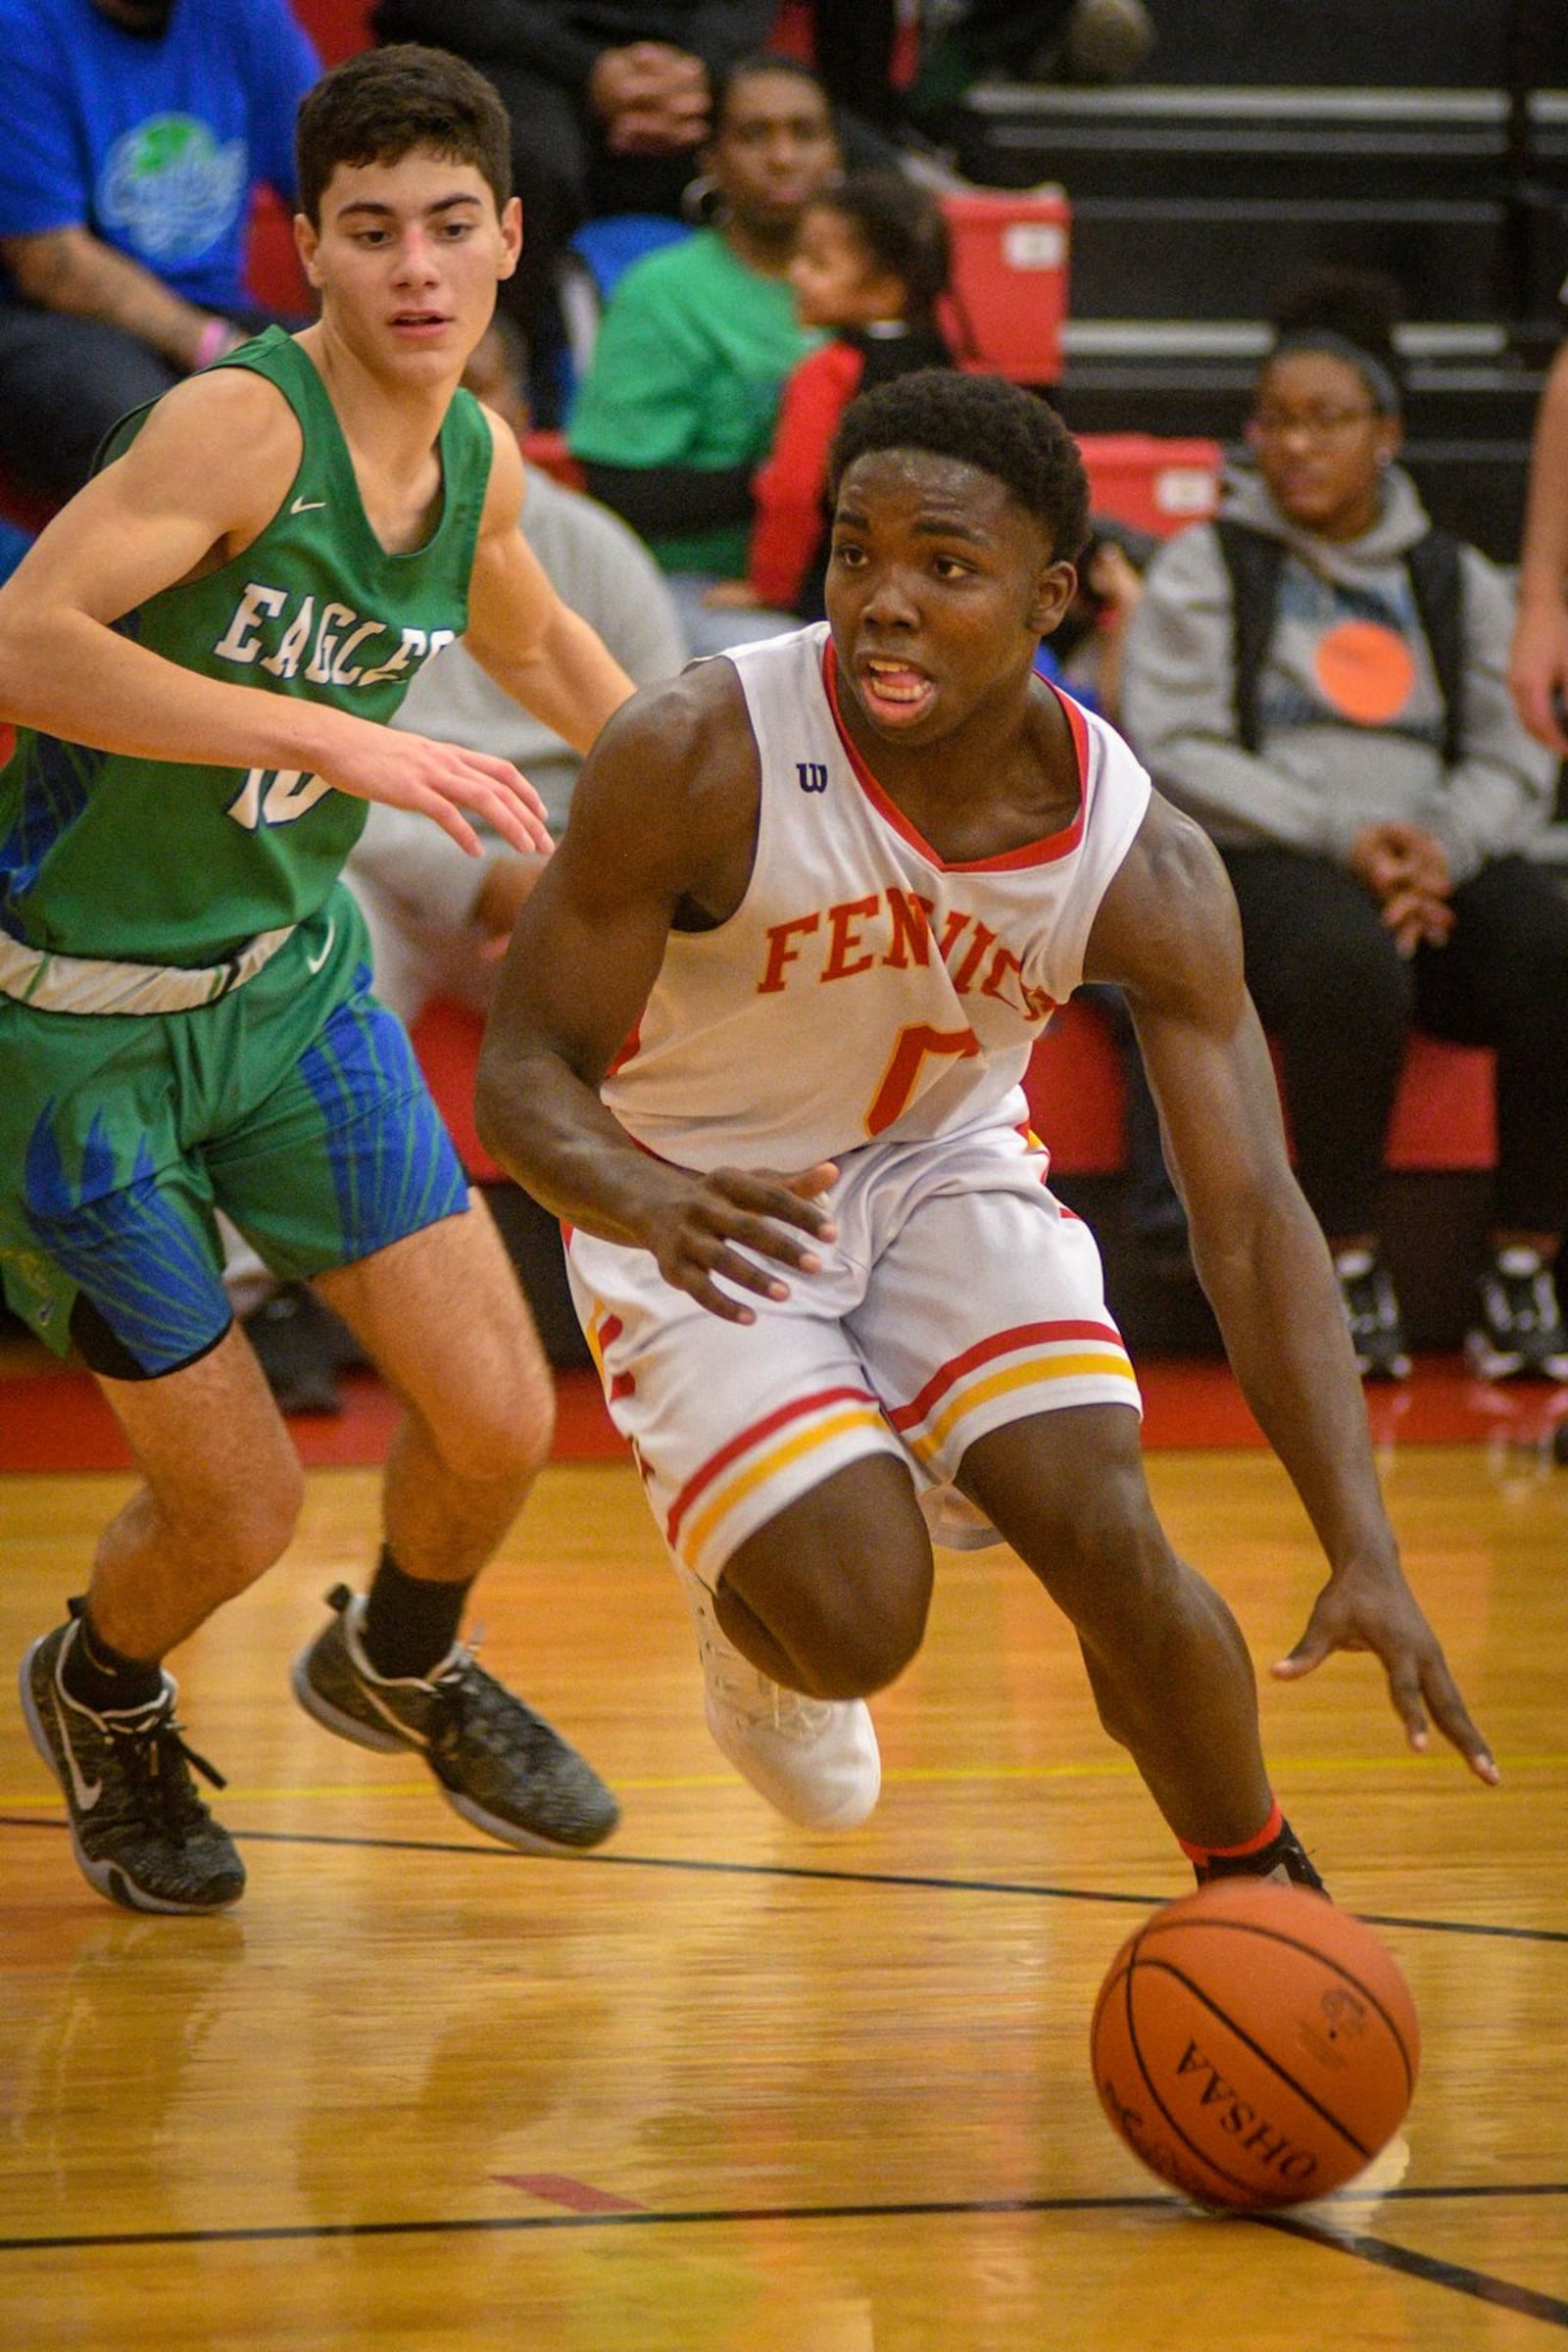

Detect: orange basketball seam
1135,1917,1417,2095
1130,1955,1378,2162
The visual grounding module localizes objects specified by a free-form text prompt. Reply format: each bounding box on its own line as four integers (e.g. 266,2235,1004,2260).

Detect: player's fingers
1271,1604,1339,1679
444,776,549,858
714,1213,824,1273
782,1160,840,1200
714,1172,834,1240
457,749,551,819
399,786,482,858
1386,1657,1430,1752
1421,1659,1500,1784
689,1276,760,1325
672,1244,790,1317
1516,674,1568,756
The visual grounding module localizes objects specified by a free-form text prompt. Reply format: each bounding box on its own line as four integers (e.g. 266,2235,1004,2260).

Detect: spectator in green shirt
568,55,841,655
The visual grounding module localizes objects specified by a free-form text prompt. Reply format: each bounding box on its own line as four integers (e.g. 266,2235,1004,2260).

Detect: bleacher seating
0,3,1545,1358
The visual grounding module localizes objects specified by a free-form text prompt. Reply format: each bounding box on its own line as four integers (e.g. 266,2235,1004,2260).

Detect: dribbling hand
645,1162,840,1323
1273,1556,1499,1784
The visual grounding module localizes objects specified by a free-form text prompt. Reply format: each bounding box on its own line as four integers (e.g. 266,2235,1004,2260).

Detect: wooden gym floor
2,1364,1565,2349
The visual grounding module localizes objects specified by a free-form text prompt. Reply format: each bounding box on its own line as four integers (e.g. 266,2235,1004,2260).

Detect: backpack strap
1403,527,1466,766
1214,515,1467,766
1211,517,1285,754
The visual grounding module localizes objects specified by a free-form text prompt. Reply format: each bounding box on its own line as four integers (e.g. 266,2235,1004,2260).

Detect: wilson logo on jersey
796,760,829,793
212,582,455,691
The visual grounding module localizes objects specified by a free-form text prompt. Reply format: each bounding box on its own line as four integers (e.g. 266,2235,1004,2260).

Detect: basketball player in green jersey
0,47,636,1913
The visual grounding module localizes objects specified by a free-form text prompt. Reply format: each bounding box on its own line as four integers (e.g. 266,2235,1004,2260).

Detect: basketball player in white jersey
477,371,1496,1887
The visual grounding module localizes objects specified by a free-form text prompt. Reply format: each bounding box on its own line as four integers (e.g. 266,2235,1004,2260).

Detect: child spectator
708,171,956,625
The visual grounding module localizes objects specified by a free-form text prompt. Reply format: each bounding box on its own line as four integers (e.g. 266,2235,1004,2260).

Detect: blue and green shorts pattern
0,890,468,1376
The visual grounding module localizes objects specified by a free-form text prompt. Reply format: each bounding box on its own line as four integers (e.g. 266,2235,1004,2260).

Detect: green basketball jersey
0,327,494,965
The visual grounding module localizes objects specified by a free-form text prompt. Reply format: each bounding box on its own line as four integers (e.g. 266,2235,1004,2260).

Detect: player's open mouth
858,656,936,721
391,312,450,335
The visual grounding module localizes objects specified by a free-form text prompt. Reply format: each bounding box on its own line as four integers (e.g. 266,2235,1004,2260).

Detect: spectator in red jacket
707,170,955,626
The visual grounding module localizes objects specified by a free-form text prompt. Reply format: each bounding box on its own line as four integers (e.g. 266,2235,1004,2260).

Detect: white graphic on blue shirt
98,116,246,265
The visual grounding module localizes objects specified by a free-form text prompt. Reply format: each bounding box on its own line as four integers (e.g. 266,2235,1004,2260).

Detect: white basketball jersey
602,623,1152,1170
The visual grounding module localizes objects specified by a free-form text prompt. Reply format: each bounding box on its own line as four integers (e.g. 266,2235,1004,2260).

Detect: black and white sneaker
19,1619,245,1914
1335,1249,1411,1381
291,1585,619,1854
1466,1250,1568,1383
1193,1818,1327,1896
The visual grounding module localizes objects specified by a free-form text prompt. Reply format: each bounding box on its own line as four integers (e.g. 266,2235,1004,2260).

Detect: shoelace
109,1711,227,1838
422,1645,555,1765
690,1612,834,1740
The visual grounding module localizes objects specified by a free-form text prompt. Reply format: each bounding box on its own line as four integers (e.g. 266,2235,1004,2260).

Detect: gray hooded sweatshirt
1120,463,1557,885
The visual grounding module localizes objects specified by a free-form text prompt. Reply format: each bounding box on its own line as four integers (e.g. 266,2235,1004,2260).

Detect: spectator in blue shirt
0,0,319,503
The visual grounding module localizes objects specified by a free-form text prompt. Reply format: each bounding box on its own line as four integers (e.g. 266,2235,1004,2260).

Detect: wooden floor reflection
3,1439,1565,2349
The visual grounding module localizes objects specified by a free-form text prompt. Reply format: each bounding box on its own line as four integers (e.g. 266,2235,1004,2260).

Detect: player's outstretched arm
1510,340,1568,754
0,369,552,859
1084,798,1497,1783
461,414,638,757
476,664,837,1323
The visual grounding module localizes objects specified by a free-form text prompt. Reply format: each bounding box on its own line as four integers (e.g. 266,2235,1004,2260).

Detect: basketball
1090,1878,1420,2210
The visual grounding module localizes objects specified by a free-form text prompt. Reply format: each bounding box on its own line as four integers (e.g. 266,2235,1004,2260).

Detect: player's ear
499,196,523,282
294,211,323,291
1029,558,1078,637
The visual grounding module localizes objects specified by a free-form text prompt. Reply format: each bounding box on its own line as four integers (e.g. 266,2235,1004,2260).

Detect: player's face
298,150,520,383
1247,350,1400,541
826,450,1076,744
788,207,906,330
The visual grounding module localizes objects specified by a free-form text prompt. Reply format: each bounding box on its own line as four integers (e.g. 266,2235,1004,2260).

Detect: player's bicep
484,701,698,1081
489,848,672,1090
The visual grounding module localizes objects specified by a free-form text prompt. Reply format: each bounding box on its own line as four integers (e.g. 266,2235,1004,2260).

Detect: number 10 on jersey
226,767,333,830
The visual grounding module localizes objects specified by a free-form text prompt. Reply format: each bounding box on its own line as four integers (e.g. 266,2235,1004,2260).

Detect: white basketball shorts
565,1119,1142,1589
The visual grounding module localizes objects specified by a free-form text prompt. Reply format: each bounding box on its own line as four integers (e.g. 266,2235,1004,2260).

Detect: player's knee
799,1566,930,1698
424,1374,556,1490
170,1458,305,1594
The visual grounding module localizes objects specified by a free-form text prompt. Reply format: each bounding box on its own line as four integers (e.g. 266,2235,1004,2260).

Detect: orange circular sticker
1311,619,1416,724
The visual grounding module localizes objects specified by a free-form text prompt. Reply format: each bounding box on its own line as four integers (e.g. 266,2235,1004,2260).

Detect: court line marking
4,2183,1568,2331
1259,2209,1568,2328
4,1814,1565,1945
4,1756,1565,1806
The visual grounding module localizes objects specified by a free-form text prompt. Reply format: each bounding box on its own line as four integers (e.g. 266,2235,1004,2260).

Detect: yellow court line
6,1753,1564,1811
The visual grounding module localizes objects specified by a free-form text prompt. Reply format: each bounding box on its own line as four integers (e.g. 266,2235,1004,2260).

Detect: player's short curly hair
296,44,514,226
828,370,1091,563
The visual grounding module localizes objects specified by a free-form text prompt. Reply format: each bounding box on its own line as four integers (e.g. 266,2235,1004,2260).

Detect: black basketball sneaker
20,1616,245,1913
292,1584,620,1854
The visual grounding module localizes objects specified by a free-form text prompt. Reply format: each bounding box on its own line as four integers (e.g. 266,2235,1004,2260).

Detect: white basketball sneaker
678,1569,881,1831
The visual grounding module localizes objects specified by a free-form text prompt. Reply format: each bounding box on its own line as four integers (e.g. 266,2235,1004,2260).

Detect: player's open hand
323,724,555,858
1508,597,1568,754
645,1163,840,1322
1273,1557,1499,1784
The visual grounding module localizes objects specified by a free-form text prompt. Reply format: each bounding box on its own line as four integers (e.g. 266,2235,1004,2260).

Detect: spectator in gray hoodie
1122,321,1568,1385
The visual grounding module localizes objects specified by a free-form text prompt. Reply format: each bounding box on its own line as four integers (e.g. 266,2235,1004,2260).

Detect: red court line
2,1354,1564,1474
493,2175,646,2215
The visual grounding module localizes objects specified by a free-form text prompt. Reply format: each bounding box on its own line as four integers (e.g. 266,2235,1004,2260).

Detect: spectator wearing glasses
1121,285,1568,1383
